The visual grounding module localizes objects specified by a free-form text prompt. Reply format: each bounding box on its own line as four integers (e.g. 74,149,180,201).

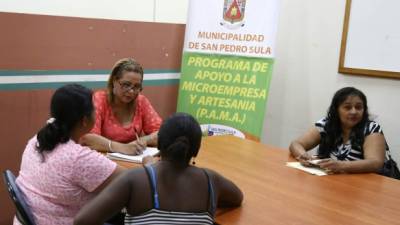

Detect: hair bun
175,136,190,145
158,113,202,166
165,136,191,165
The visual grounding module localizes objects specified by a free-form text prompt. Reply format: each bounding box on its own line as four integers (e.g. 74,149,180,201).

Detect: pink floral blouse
91,91,162,143
14,136,117,225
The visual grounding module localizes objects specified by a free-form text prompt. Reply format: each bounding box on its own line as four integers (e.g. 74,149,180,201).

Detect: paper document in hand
107,147,159,163
308,159,326,167
286,162,328,176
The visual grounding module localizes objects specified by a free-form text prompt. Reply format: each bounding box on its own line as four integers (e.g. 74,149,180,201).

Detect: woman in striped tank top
289,87,387,174
74,113,243,225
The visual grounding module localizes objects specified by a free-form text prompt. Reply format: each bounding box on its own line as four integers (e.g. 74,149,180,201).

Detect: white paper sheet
286,162,328,176
107,147,159,163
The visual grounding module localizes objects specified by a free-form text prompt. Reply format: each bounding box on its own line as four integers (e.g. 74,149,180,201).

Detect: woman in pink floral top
15,84,124,225
81,58,162,155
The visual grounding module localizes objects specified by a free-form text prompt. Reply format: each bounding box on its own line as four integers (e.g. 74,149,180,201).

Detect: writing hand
130,140,146,155
112,141,146,155
133,128,147,155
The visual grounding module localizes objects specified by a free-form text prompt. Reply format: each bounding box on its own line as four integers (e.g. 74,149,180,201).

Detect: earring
192,157,196,165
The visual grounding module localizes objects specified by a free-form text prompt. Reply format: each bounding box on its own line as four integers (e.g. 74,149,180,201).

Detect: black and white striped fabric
124,209,214,225
315,117,386,161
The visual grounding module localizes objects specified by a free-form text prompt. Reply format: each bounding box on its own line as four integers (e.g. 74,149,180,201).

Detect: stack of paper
286,162,328,176
107,147,160,163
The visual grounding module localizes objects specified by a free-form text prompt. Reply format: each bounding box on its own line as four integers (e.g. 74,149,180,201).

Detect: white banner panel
184,0,280,58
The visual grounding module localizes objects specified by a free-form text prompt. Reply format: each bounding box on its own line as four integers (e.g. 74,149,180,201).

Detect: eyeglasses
118,81,143,93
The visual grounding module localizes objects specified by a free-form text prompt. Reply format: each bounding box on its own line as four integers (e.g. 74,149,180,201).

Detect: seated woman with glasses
80,58,162,155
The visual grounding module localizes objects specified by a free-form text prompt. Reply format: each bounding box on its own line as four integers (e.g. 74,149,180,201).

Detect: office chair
3,170,36,225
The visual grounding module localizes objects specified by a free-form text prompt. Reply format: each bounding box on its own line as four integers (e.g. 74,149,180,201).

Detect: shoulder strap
143,165,160,209
202,169,216,217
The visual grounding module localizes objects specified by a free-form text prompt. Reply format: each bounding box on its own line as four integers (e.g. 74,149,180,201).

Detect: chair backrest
3,170,36,225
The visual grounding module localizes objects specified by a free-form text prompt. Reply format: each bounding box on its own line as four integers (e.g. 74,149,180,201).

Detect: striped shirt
124,165,215,225
315,118,387,161
124,209,214,225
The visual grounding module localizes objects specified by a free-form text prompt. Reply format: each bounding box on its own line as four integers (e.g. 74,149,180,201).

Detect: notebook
107,147,160,163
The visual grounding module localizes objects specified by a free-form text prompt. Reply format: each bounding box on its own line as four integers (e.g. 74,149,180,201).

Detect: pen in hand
134,129,146,155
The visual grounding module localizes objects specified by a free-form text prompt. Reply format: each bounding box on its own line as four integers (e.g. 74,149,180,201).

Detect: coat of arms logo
220,0,246,29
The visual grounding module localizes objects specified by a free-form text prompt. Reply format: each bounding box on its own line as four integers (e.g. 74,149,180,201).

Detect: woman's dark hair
318,87,369,158
107,58,144,103
158,113,202,167
36,84,93,154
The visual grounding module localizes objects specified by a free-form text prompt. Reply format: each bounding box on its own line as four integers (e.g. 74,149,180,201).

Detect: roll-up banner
177,0,280,140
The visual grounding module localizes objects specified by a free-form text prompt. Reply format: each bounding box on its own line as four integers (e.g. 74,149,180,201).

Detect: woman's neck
71,131,80,143
112,98,134,110
341,127,352,142
158,159,191,170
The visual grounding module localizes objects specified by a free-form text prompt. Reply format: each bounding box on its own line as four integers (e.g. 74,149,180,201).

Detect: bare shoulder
119,167,148,184
201,167,243,207
201,167,217,177
364,132,385,144
200,168,226,185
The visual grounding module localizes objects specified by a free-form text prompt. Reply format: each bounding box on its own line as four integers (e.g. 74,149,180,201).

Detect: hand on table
317,159,345,174
296,152,314,167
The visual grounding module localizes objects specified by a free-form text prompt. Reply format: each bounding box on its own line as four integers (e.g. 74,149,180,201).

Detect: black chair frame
3,170,36,225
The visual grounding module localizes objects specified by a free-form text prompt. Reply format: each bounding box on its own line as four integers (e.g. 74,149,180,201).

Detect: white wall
261,0,400,163
2,0,399,161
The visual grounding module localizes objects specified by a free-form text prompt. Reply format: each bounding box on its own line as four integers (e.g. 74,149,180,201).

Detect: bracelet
108,140,114,153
